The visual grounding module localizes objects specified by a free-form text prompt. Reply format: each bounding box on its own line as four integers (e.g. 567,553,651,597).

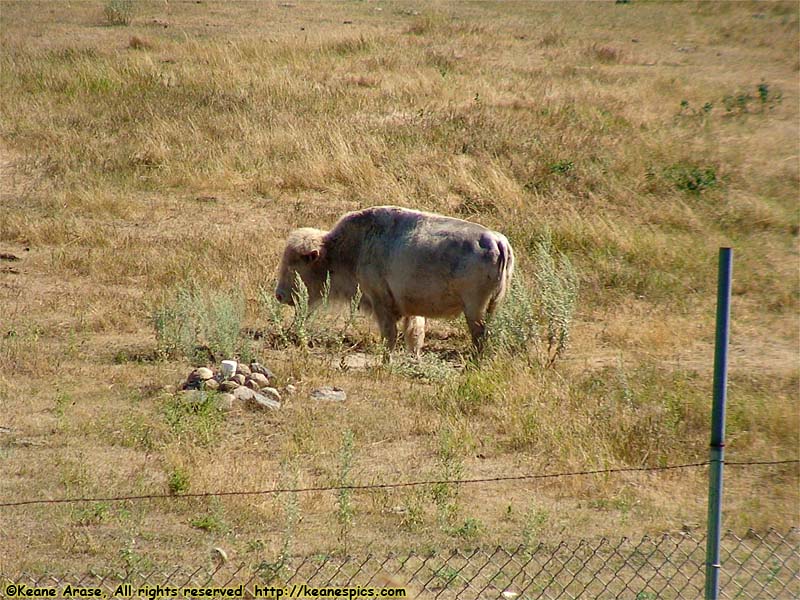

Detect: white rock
285,384,297,396
191,367,214,381
233,386,256,402
211,547,228,565
236,363,251,377
249,372,270,388
311,386,346,402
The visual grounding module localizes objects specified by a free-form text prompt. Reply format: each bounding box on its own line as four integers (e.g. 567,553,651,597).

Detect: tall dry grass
0,0,797,573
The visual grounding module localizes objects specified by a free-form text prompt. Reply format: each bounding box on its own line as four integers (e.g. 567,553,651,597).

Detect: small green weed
277,458,301,569
454,517,482,540
432,428,464,531
190,512,227,533
722,82,782,114
258,274,334,349
432,566,460,588
336,429,356,552
74,502,112,526
549,159,574,174
53,392,72,426
167,468,190,495
678,99,714,118
120,539,152,572
163,391,224,446
399,493,426,533
190,500,228,533
664,163,718,194
522,505,549,548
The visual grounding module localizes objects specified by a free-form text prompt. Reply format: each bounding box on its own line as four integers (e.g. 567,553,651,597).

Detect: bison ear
302,249,321,264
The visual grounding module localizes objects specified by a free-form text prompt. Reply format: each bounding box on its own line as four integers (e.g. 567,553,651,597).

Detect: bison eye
301,249,320,264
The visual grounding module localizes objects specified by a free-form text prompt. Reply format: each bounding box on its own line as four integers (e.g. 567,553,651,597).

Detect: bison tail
495,234,515,303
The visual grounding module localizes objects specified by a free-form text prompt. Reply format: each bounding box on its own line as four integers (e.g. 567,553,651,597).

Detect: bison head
275,228,327,306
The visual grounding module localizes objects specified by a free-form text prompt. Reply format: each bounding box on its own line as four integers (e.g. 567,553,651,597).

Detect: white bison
275,206,515,355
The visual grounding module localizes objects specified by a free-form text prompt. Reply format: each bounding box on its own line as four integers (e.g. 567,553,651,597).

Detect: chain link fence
5,529,798,599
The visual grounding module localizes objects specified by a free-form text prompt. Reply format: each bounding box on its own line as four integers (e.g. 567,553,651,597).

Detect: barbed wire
0,458,795,509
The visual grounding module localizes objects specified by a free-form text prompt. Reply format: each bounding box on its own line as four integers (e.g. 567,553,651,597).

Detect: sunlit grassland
0,0,797,573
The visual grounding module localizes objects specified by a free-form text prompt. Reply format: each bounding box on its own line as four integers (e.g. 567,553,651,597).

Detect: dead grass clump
342,74,380,88
127,36,153,51
424,49,458,76
539,26,566,48
404,13,448,36
585,43,623,63
321,35,374,57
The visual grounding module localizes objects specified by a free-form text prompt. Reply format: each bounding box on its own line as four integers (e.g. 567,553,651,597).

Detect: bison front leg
402,316,425,358
374,308,399,359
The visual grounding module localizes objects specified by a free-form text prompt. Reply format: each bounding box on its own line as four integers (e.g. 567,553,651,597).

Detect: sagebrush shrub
153,284,245,362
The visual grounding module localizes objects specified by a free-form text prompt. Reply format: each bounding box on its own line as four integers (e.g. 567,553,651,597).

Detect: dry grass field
1,0,798,576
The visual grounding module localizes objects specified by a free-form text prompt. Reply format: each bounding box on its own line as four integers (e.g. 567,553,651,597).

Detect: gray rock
220,381,240,392
249,391,281,411
310,386,347,402
245,378,261,391
203,378,219,391
250,362,275,379
178,390,208,405
236,363,251,377
340,353,369,370
232,374,246,385
249,372,270,388
217,393,236,412
261,387,282,403
233,386,256,402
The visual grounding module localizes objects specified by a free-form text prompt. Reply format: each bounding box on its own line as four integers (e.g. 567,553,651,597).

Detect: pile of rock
180,361,282,411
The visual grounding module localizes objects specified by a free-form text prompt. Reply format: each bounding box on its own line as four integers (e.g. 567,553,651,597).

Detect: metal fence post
705,247,733,600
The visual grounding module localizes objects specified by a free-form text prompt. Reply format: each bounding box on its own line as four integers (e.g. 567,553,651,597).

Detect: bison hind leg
402,316,425,358
463,298,492,354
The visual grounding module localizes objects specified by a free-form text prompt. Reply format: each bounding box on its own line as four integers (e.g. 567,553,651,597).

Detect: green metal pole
705,247,733,600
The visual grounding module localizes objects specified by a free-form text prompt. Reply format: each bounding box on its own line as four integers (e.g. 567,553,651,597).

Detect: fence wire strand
0,458,796,508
